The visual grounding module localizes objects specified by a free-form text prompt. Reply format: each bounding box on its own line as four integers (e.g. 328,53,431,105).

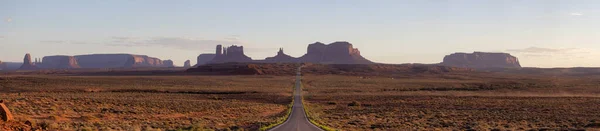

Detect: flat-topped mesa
75,54,172,68
128,55,166,67
18,53,38,70
209,45,252,64
441,52,521,69
299,41,373,64
265,48,297,63
195,54,216,67
40,55,81,69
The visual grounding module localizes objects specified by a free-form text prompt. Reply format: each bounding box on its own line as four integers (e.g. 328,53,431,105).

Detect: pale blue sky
1,0,599,67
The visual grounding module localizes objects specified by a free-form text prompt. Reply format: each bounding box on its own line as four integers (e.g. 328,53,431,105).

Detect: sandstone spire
18,53,38,70
184,60,191,68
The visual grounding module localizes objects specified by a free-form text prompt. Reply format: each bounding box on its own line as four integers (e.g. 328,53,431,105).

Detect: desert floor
302,74,600,130
0,75,294,130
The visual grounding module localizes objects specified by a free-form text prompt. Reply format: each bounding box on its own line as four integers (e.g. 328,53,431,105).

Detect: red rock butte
18,53,38,70
208,45,253,64
441,52,521,69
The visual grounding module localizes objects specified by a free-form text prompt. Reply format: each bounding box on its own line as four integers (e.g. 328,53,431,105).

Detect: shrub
327,101,337,105
348,101,361,107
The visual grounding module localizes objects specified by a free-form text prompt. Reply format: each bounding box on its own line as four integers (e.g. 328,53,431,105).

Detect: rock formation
208,45,253,64
195,54,216,67
0,60,5,70
265,48,297,63
184,60,191,68
75,54,172,68
163,60,174,67
298,41,373,64
40,55,81,69
202,42,373,64
441,52,521,69
18,53,38,70
0,100,13,122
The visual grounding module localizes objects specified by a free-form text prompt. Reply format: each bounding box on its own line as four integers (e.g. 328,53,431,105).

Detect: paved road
270,67,323,131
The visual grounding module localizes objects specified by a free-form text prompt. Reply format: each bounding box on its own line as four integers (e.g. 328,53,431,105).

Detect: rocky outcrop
75,54,172,68
209,45,252,64
163,60,174,67
298,41,373,64
195,54,216,67
265,48,298,63
441,52,521,69
40,55,80,69
18,53,38,70
0,100,14,122
184,60,191,68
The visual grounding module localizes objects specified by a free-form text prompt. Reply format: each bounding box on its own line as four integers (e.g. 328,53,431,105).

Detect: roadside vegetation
301,82,337,131
259,86,294,131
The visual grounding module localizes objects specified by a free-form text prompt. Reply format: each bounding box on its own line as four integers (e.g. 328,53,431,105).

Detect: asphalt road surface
270,67,323,131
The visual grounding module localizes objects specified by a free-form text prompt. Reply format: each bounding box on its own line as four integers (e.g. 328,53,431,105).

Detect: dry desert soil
0,64,599,131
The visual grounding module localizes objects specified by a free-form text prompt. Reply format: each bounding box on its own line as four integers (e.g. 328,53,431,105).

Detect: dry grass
0,75,295,130
302,74,600,130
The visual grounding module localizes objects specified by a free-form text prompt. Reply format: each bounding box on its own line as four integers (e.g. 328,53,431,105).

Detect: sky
1,0,599,67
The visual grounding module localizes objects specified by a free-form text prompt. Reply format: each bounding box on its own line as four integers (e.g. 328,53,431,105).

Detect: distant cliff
441,52,521,69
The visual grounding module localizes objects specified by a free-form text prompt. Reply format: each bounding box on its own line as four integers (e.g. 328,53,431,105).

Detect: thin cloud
507,47,590,58
224,35,241,41
108,37,245,51
40,40,91,45
40,40,66,44
570,13,583,16
41,36,267,52
507,47,576,53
